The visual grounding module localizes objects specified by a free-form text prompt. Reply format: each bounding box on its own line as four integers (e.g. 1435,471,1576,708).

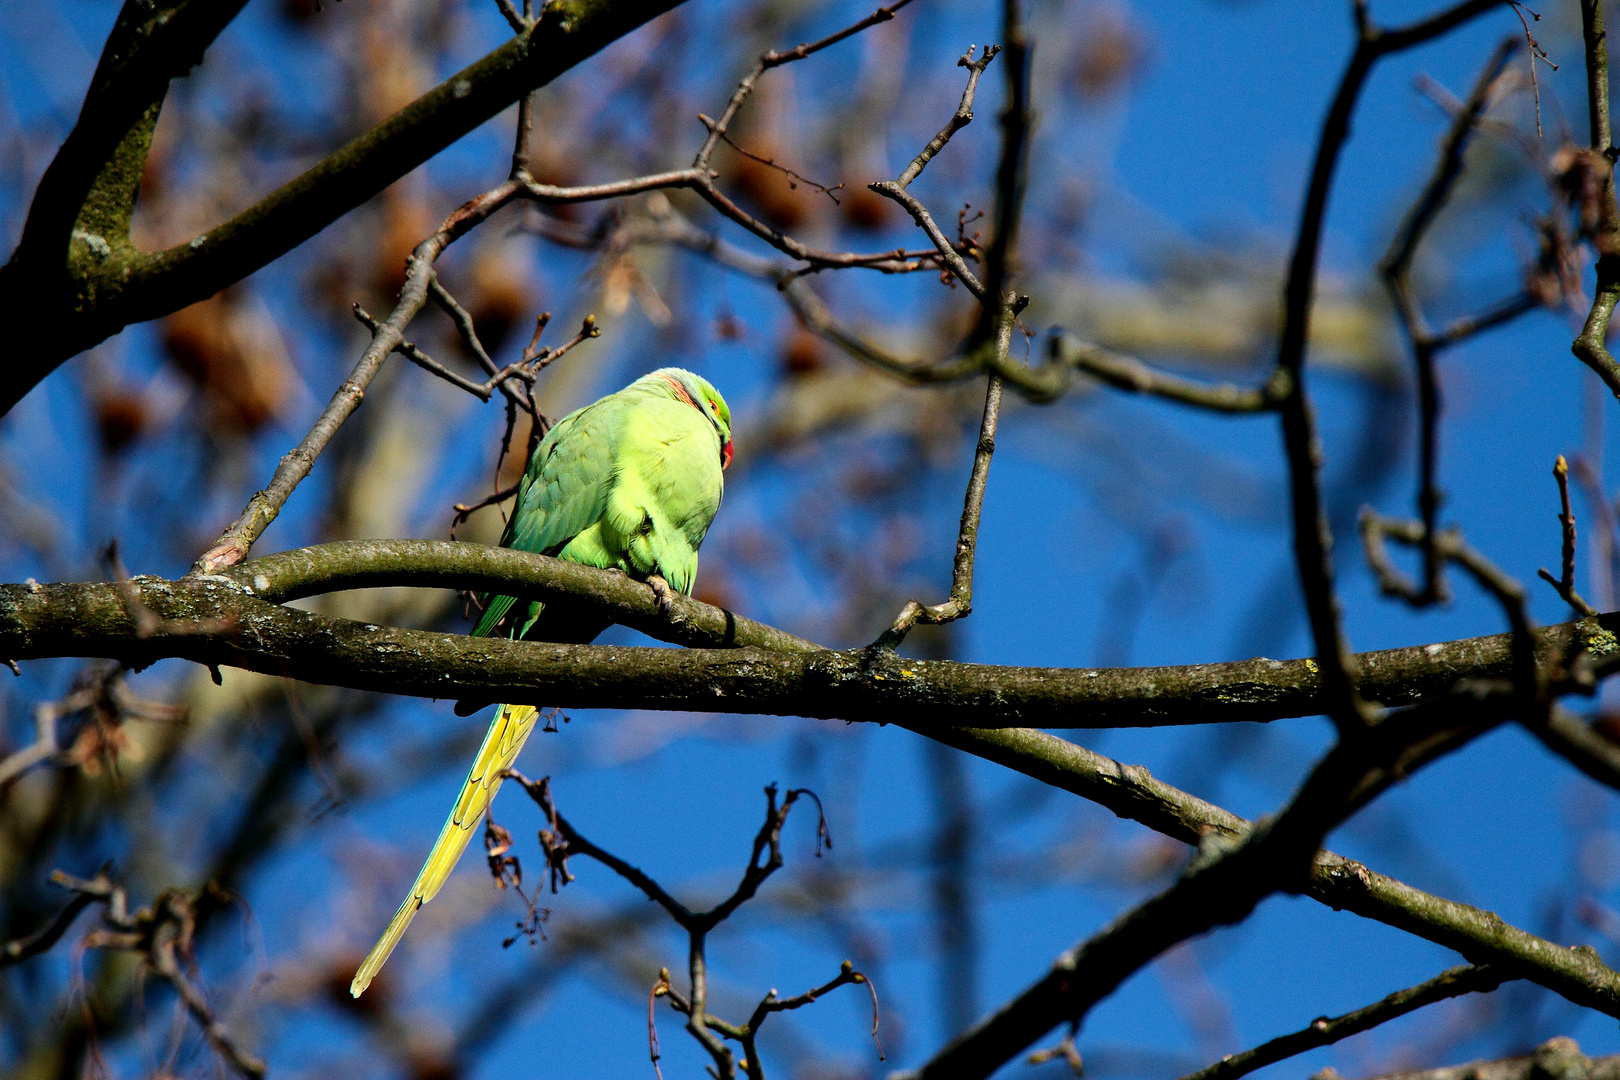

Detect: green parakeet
351,367,732,997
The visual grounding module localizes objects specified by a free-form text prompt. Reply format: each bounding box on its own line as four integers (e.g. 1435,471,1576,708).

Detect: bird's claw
648,574,677,618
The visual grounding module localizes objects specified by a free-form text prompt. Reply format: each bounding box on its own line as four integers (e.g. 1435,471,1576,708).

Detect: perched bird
350,367,732,997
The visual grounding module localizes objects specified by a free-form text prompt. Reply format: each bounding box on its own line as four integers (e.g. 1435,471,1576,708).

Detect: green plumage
353,368,733,996
471,366,733,648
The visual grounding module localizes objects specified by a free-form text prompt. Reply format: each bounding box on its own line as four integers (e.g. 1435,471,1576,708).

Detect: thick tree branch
8,0,248,294
4,548,1615,1030
1574,0,1620,399
925,726,1620,1025
0,0,692,415
901,683,1528,1079
4,541,1616,727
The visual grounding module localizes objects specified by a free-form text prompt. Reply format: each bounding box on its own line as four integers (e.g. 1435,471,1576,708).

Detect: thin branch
1172,965,1506,1080
353,305,599,403
869,181,986,298
759,0,918,68
1574,0,1620,397
1380,37,1520,604
520,168,706,205
1539,455,1601,616
1524,705,1620,792
873,358,1004,648
193,159,683,572
896,46,1000,189
509,777,841,1079
1053,334,1289,413
493,0,529,34
1349,1037,1620,1080
977,0,1031,344
1432,290,1540,346
870,0,1029,647
705,127,845,204
52,872,265,1080
0,700,59,791
191,178,525,572
428,275,501,376
1273,0,1510,730
1360,511,1535,712
0,889,97,967
690,0,917,170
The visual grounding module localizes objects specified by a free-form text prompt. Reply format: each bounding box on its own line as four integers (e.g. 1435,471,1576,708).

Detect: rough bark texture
3,542,1615,728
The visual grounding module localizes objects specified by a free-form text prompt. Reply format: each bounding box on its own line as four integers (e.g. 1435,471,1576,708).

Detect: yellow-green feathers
350,369,731,997
349,702,539,997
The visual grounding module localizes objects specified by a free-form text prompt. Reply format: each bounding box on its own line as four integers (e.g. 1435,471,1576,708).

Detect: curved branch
2,543,1618,727
0,0,693,415
1173,965,1506,1080
225,539,818,655
901,685,1542,1079
924,726,1620,1036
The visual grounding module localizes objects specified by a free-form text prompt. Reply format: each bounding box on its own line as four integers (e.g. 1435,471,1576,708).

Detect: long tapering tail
350,703,541,997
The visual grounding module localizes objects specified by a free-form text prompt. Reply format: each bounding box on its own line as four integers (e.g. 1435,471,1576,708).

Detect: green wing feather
470,401,619,640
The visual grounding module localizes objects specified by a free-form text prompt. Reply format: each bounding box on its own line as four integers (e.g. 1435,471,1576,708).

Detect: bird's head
651,368,733,470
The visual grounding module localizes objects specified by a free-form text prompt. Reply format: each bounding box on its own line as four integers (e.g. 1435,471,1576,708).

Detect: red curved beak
721,437,734,471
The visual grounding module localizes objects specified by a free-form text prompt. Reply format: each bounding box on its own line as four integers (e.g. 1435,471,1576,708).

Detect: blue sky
4,1,1619,1077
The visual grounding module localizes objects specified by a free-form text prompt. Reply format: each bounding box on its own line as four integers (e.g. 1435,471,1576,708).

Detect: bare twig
1054,333,1289,413
1361,511,1540,709
649,968,670,1080
705,126,844,204
869,180,987,298
53,871,265,1080
1273,0,1508,730
1505,3,1554,136
1380,38,1520,605
0,885,98,967
871,0,1031,648
896,46,1000,188
493,0,529,35
0,699,60,791
428,275,501,376
505,776,848,1079
1539,455,1601,615
1172,964,1507,1080
353,305,598,403
192,178,526,573
872,330,1006,649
